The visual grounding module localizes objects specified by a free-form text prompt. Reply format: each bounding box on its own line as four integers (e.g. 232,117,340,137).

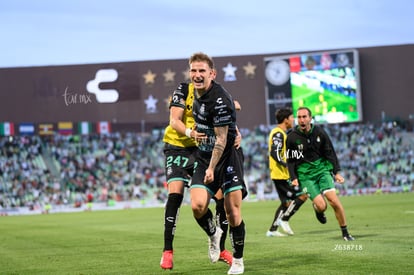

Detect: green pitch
292,84,360,122
1,192,413,274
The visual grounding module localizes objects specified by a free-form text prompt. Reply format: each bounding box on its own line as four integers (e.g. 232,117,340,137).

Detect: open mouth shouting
193,77,207,91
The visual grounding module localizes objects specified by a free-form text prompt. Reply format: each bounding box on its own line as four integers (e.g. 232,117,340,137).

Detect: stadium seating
0,122,413,213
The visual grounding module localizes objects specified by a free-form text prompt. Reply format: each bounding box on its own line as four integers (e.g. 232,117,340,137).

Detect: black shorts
272,179,304,203
191,147,248,199
164,143,197,185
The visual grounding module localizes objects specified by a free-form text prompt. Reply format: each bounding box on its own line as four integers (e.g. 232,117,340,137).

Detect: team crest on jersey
226,166,234,173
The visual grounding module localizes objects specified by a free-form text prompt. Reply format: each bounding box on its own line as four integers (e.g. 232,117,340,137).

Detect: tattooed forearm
208,126,228,170
214,144,225,152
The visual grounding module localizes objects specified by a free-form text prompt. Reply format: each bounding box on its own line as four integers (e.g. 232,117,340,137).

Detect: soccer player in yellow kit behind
266,107,308,237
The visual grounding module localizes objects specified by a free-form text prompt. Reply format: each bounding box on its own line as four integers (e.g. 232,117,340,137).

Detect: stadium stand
0,122,413,215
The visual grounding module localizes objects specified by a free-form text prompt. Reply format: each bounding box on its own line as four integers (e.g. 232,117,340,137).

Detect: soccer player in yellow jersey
160,78,238,269
266,107,308,237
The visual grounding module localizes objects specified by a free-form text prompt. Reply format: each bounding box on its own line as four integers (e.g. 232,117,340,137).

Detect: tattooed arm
204,125,228,184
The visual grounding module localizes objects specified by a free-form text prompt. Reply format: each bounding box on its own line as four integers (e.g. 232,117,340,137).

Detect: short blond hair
189,52,215,69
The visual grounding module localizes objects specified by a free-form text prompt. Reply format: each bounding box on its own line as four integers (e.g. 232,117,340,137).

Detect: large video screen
264,49,362,125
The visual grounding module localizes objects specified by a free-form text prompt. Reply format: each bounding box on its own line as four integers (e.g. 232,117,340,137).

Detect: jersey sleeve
270,130,287,166
169,83,189,109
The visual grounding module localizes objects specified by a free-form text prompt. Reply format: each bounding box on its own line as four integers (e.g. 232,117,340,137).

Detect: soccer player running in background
160,80,234,269
286,106,355,241
266,107,308,237
189,52,247,275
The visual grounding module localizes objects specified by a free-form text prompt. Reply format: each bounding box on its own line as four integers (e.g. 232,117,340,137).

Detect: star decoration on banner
143,70,156,86
144,94,158,113
243,62,257,79
222,63,237,82
163,68,176,83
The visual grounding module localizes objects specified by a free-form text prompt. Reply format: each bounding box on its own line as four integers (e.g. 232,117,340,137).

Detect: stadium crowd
0,121,413,212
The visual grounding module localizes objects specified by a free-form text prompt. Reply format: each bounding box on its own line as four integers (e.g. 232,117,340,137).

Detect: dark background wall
356,45,413,124
0,44,412,132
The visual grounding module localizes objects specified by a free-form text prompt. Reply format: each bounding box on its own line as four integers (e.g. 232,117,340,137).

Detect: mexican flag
0,122,15,136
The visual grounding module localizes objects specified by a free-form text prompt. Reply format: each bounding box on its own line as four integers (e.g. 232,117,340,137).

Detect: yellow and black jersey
163,83,197,148
268,126,289,180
